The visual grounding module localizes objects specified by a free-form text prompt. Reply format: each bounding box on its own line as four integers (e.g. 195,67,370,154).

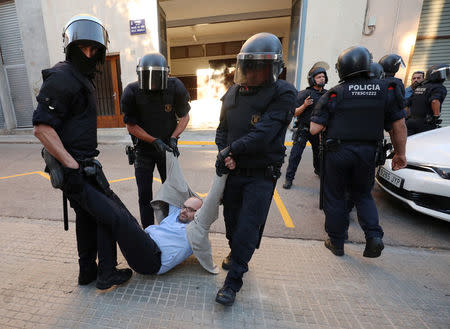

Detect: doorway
95,54,124,128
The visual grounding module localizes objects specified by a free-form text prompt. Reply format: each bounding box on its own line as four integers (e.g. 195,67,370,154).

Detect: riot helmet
378,54,405,76
137,52,169,90
369,62,384,79
63,14,109,63
308,63,328,87
234,32,284,87
335,46,371,82
425,64,450,83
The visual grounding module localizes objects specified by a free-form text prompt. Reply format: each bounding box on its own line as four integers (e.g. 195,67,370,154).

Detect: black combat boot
78,262,97,285
363,237,384,258
215,285,236,306
282,180,292,189
324,239,344,256
222,252,233,270
96,268,133,290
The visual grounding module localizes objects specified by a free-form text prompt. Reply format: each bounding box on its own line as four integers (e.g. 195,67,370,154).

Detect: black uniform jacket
215,80,297,168
120,77,190,154
32,61,99,160
294,86,327,127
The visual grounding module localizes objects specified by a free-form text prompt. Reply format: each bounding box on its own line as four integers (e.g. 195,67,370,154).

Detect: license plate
378,167,404,188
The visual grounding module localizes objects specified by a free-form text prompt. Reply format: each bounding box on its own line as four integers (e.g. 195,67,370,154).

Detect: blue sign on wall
130,19,146,35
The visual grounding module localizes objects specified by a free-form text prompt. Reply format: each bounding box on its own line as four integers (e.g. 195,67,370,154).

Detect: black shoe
215,285,236,306
363,237,384,258
282,180,292,189
78,263,97,285
324,239,344,256
222,252,232,270
96,268,132,290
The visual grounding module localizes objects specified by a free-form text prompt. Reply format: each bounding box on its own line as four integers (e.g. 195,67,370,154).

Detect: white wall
298,0,423,89
300,0,367,89
40,0,161,88
360,0,423,82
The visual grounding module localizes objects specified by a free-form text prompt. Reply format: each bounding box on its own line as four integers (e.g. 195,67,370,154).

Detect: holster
375,139,392,166
41,148,64,189
80,159,110,193
125,145,136,165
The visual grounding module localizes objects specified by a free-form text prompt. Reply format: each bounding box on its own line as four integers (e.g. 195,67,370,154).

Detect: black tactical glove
215,146,231,177
62,167,84,195
426,115,441,127
153,138,173,154
169,137,180,157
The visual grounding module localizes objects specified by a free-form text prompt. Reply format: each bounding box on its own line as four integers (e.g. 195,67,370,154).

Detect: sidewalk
0,128,221,145
0,127,295,145
0,216,448,329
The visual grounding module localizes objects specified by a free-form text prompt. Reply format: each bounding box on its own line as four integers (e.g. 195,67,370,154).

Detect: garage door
0,1,34,128
408,0,450,126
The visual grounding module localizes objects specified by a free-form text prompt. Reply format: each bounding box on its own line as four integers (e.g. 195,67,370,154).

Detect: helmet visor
430,66,450,80
234,58,281,86
137,67,169,90
64,19,109,49
395,57,406,69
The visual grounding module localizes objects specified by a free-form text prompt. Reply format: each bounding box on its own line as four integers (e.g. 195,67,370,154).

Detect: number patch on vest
346,84,381,97
414,87,426,95
165,104,172,112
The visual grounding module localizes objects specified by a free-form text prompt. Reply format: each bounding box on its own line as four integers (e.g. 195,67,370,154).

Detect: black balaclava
67,44,102,79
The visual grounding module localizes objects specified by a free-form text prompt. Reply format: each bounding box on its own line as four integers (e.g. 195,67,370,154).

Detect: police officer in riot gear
33,14,133,289
282,64,328,189
121,52,190,229
406,64,448,135
369,62,384,79
310,46,407,258
379,54,406,108
215,32,297,306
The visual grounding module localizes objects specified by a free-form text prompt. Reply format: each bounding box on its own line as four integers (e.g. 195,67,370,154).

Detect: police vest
221,81,294,167
135,78,177,143
409,82,440,119
326,78,387,141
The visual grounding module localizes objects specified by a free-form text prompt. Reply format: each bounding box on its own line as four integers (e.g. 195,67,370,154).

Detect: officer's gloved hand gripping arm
125,123,173,154
168,113,190,157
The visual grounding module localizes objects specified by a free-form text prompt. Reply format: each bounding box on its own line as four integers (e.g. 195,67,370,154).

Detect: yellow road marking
2,170,295,228
0,171,45,180
273,188,295,228
177,141,310,147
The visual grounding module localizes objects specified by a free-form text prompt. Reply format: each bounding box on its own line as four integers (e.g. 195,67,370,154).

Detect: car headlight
430,167,450,180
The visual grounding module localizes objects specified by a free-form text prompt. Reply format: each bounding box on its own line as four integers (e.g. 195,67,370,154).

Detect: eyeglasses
181,204,197,212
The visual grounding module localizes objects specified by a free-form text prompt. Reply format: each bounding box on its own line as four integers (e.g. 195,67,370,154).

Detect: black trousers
285,130,320,181
135,152,167,228
222,174,275,292
65,176,161,275
323,144,383,248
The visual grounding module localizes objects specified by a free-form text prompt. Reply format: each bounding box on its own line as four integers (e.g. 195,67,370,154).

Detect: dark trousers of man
135,152,167,229
222,173,275,292
406,118,435,136
323,143,383,248
285,129,320,181
65,175,161,275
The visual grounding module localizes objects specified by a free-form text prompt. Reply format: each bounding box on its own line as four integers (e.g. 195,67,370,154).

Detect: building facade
0,0,448,130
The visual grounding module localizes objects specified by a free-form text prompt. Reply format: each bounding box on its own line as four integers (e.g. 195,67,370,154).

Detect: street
1,142,448,250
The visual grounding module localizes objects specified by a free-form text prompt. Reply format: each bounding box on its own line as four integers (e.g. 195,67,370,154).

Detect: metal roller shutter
408,0,450,126
0,1,34,128
0,101,4,129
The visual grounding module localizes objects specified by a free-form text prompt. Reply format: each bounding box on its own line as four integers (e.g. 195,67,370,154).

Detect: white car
376,126,450,222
